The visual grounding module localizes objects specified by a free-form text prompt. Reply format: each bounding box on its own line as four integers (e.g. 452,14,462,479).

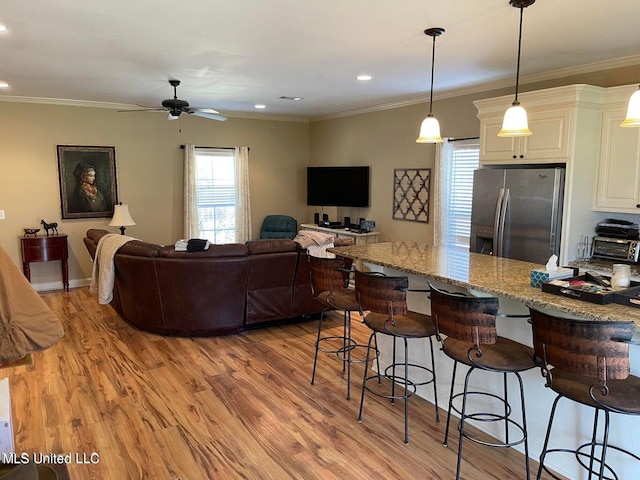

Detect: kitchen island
329,241,640,329
328,241,640,479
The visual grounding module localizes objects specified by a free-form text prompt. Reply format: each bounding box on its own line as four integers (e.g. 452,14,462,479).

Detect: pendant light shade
621,86,640,127
499,101,532,137
416,27,445,144
498,0,535,138
417,114,442,143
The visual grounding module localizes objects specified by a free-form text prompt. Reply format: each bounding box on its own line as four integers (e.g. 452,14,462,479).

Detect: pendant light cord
514,6,524,102
429,34,437,115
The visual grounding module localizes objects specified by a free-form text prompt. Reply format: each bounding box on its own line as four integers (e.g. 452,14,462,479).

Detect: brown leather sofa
83,229,327,336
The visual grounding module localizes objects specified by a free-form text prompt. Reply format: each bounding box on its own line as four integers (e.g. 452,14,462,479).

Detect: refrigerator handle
493,188,505,256
497,188,510,257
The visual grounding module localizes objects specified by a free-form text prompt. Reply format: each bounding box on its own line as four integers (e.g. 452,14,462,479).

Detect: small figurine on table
23,228,40,237
40,219,59,236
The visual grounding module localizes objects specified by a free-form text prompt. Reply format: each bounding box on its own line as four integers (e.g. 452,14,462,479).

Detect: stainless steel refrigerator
469,166,565,264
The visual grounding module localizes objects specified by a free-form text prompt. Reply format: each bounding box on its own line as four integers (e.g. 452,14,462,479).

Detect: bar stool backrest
354,270,408,317
429,285,499,345
529,308,634,383
308,255,353,296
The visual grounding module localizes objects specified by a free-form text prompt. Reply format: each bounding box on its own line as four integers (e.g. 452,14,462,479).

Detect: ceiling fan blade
190,107,220,115
188,110,227,122
117,107,165,113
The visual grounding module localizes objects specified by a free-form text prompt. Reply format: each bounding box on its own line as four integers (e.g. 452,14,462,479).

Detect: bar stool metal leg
443,360,459,447
310,308,329,387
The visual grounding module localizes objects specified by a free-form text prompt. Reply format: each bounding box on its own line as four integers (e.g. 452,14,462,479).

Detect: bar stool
428,284,535,480
529,308,640,480
354,270,439,444
308,254,361,400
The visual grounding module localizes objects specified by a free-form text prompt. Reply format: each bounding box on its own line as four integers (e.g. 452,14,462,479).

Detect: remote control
585,271,611,287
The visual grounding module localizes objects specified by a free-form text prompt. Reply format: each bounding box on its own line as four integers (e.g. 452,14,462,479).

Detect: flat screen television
306,166,370,207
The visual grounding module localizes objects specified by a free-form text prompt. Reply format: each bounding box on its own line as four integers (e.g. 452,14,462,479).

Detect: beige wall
0,102,310,286
309,65,640,244
308,92,493,243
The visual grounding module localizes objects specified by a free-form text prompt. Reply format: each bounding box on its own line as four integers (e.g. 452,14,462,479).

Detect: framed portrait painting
57,145,118,219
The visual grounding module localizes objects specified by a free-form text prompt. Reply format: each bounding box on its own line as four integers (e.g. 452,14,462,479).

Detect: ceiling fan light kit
416,27,445,144
498,0,535,138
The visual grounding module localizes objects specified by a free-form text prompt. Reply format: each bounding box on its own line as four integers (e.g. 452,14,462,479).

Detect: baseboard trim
32,278,91,292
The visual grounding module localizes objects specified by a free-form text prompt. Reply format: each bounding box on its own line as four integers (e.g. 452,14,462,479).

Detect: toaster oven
591,236,640,264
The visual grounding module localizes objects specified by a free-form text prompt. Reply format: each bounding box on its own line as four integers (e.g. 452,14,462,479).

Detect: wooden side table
20,234,69,291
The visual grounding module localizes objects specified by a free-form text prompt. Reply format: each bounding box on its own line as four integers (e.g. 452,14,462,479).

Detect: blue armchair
259,215,298,240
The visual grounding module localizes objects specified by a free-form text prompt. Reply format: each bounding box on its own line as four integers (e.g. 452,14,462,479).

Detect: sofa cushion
87,228,110,243
159,243,248,258
118,240,161,257
246,239,299,254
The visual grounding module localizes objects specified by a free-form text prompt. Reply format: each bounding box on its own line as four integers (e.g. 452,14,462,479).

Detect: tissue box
530,267,575,287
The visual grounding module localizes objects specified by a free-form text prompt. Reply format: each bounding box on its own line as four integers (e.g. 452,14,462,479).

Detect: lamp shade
498,102,532,137
109,204,136,228
621,87,640,127
416,114,443,143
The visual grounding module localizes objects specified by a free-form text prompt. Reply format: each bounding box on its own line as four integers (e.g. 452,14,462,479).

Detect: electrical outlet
0,210,5,220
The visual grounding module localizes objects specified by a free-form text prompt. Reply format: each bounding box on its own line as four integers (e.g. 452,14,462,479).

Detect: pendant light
416,27,445,143
621,86,640,127
498,0,535,137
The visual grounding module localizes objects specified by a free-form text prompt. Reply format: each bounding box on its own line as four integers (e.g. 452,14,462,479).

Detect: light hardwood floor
1,287,560,479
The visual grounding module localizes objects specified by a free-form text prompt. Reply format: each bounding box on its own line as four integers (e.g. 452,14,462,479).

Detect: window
440,139,479,249
184,145,251,244
194,148,236,244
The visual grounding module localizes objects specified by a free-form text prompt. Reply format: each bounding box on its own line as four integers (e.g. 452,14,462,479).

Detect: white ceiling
1,0,639,120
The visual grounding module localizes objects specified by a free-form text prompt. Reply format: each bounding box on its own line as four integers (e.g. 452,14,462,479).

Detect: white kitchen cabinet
479,109,572,164
594,86,640,213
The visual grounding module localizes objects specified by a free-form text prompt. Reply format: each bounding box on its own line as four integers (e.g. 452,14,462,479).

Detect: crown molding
312,54,640,122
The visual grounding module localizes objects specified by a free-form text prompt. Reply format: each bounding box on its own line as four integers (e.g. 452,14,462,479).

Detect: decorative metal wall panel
393,168,431,223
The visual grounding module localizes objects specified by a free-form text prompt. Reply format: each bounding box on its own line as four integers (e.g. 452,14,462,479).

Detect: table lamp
109,202,136,235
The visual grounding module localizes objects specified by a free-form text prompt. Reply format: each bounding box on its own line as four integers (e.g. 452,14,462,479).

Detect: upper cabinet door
479,121,518,162
521,110,572,160
594,109,640,213
479,109,572,164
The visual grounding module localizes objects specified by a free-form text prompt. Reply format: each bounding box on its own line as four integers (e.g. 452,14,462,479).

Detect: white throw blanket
294,230,335,258
89,234,138,304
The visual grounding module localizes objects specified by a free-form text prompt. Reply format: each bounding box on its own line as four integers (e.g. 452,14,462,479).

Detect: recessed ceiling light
0,82,9,88
357,75,372,81
0,25,7,32
254,104,266,109
278,96,303,101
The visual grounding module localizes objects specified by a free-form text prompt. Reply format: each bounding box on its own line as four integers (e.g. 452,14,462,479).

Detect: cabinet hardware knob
512,155,517,159
636,204,640,208
519,155,524,159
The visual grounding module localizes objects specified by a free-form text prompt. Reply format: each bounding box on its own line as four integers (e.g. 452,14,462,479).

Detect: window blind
445,140,479,249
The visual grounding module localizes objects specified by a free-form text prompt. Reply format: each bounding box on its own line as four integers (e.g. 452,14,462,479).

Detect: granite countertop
329,242,640,331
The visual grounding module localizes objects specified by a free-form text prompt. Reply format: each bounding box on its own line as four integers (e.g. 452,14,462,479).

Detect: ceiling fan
120,79,227,121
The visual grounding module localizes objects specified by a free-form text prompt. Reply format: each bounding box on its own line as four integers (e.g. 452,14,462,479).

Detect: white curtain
183,144,252,242
183,144,199,239
433,138,453,247
234,146,252,243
